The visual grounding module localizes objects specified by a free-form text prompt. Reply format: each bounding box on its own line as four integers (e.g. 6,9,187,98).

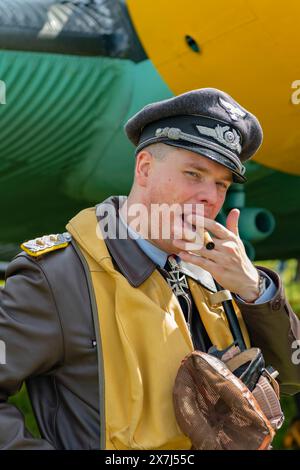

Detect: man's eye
185,171,199,178
217,182,228,190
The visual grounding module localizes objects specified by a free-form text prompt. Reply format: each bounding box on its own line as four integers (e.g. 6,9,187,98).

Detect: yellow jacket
67,202,250,450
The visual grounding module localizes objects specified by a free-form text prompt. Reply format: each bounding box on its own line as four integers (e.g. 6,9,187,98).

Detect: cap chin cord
155,127,244,173
136,125,246,177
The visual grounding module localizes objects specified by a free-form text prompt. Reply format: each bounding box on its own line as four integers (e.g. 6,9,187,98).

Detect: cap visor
164,141,247,184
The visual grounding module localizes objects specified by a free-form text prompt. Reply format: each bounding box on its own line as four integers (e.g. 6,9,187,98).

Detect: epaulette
20,232,72,257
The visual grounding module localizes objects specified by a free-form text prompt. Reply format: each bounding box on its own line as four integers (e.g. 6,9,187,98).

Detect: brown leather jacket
0,208,299,449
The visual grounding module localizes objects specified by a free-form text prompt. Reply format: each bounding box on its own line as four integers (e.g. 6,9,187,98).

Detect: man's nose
195,181,218,205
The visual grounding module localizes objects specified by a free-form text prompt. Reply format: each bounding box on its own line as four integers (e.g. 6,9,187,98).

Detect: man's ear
135,150,153,187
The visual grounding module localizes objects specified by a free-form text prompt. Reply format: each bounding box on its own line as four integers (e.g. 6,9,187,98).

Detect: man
0,88,299,450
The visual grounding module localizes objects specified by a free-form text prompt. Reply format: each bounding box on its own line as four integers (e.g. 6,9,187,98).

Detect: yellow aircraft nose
127,0,300,175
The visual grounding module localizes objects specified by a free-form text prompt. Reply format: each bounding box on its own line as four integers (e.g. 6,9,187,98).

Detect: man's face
134,146,233,253
144,146,232,217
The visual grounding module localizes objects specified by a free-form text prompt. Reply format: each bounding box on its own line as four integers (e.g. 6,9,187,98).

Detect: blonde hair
143,143,172,160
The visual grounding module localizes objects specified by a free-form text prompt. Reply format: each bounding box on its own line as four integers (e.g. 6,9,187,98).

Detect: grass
1,261,300,448
8,384,41,438
257,259,300,314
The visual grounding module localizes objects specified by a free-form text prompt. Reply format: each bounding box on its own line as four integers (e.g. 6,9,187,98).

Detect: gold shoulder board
20,232,72,257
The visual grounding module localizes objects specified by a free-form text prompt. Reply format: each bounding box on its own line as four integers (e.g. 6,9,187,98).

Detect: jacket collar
96,196,216,292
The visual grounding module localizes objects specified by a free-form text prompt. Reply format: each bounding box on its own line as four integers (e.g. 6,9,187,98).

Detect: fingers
226,209,240,236
172,214,241,261
184,214,236,241
178,250,220,274
173,239,224,263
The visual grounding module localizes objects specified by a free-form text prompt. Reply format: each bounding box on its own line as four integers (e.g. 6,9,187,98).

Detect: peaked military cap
124,88,263,183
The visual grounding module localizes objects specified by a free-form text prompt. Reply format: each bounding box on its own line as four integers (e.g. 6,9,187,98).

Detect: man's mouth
181,213,199,233
181,212,211,224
